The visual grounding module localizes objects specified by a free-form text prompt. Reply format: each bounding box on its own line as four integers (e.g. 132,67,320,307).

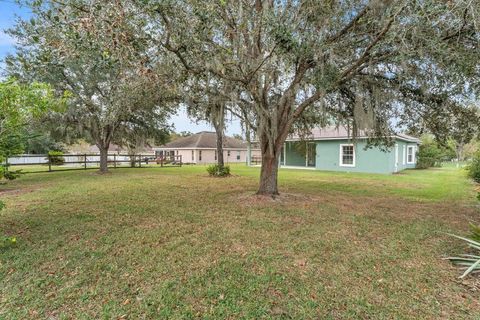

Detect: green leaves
0,78,66,163
447,234,480,278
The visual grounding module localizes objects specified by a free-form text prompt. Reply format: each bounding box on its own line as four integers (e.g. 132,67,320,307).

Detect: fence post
84,154,87,170
48,154,52,172
114,154,117,169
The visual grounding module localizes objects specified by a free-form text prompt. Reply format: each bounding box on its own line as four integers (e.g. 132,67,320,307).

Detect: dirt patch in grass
0,186,38,196
234,192,315,206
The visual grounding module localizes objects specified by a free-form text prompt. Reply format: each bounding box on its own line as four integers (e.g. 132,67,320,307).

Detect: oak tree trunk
257,152,280,196
216,128,224,168
129,153,136,167
98,145,109,173
255,114,291,196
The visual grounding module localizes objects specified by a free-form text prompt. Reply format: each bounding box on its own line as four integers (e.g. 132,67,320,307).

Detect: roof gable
160,131,247,149
287,126,420,143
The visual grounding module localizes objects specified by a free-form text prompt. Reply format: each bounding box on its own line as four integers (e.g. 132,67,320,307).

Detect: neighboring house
153,131,259,164
66,141,154,155
280,126,420,174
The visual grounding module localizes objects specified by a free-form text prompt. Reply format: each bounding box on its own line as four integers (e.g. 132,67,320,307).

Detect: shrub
0,164,22,181
446,234,480,278
467,151,480,183
207,164,231,177
416,142,443,169
47,150,65,166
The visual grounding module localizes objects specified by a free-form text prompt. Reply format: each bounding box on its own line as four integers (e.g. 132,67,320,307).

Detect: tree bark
213,103,225,168
245,121,252,166
98,145,109,173
129,153,136,167
257,151,280,196
216,128,224,168
456,143,464,168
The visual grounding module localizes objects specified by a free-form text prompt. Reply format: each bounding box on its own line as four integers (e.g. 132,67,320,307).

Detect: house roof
157,131,247,149
287,126,420,143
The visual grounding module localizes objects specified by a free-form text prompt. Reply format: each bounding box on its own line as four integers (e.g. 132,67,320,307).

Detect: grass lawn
1,165,479,319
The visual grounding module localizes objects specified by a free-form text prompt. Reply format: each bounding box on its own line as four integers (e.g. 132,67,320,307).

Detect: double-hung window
340,144,355,167
407,146,415,164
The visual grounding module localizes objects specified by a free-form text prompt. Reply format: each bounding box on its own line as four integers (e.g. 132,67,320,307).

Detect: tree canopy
0,77,66,159
148,0,480,195
5,0,479,194
7,0,178,172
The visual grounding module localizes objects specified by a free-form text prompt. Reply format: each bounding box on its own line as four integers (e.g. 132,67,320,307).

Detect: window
214,150,217,161
407,146,415,164
340,144,355,167
199,150,202,161
236,151,241,160
191,150,194,161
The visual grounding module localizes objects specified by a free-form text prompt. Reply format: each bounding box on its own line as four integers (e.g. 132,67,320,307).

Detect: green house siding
282,138,418,174
394,140,418,171
315,140,393,174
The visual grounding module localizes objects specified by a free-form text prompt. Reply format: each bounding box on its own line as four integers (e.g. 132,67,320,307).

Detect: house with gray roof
153,131,259,164
280,126,420,174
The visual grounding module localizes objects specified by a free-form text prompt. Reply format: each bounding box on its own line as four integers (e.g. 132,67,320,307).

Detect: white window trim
407,145,415,164
339,144,356,167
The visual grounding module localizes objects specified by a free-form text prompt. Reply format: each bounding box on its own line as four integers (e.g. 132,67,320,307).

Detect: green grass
1,165,479,319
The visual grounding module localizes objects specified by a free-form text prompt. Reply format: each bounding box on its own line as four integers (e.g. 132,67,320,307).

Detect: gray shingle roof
287,126,420,143
160,131,247,149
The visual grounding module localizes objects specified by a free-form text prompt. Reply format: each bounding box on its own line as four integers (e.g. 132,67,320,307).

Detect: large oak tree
149,0,479,196
7,0,177,173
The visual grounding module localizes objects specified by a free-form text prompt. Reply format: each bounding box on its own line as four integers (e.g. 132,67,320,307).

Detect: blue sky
0,0,242,135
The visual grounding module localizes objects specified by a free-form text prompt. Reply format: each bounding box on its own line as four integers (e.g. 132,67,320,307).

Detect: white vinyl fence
4,153,182,172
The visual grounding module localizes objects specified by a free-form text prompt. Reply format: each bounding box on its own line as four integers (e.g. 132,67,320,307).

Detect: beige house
153,131,258,164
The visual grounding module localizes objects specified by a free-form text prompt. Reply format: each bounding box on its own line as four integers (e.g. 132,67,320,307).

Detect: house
66,140,154,155
280,126,420,174
153,131,258,164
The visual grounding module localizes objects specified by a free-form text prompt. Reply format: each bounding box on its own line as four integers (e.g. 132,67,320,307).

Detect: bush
416,142,443,169
47,150,65,165
467,151,480,183
207,164,231,177
0,164,22,181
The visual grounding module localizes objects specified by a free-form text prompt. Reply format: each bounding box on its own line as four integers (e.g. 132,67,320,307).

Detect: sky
0,0,243,135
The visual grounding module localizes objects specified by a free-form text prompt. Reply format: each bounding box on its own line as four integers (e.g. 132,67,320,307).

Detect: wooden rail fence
4,154,183,173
